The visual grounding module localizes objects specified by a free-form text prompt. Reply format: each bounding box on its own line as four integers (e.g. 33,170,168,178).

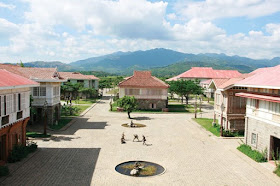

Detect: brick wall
245,117,280,159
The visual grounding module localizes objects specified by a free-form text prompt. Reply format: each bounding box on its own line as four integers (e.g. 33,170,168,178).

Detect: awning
236,92,280,103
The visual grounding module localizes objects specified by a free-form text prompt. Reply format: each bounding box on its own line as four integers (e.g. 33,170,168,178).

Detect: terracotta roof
0,69,39,89
59,72,99,80
0,64,65,82
211,78,230,89
85,75,99,80
236,65,280,89
236,92,280,103
119,71,169,89
167,67,242,81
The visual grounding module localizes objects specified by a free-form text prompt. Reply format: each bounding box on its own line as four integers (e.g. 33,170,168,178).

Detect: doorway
0,135,7,161
270,136,280,160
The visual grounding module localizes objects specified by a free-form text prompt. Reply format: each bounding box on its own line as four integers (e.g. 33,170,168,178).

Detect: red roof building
0,70,39,164
234,65,280,160
167,67,242,81
59,72,99,80
0,69,39,89
119,71,169,110
119,71,169,89
0,64,66,126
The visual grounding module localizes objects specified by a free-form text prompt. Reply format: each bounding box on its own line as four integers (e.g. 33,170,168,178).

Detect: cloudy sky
0,0,280,63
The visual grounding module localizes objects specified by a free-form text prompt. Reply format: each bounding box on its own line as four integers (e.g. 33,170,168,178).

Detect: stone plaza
1,95,280,186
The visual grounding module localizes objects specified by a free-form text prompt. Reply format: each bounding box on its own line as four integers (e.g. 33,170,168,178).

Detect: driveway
1,95,279,186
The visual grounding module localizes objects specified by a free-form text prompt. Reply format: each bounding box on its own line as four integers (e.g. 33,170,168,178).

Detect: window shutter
21,92,26,110
26,92,30,108
13,94,17,112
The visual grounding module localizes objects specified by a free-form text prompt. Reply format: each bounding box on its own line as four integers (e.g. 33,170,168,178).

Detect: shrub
8,145,29,163
274,165,280,177
7,142,38,163
237,144,267,162
26,141,38,153
0,166,9,177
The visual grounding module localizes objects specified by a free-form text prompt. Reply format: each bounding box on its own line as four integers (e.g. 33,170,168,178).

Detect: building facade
119,71,169,110
210,78,248,132
0,69,38,164
0,64,66,125
236,65,280,160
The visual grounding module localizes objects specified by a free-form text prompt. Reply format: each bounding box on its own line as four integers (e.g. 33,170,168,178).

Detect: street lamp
220,102,225,137
43,100,48,135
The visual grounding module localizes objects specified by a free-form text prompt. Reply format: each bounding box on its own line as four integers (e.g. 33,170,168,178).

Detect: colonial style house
0,69,38,164
235,65,280,160
209,76,250,132
119,71,169,110
0,64,66,125
167,67,242,98
59,72,99,90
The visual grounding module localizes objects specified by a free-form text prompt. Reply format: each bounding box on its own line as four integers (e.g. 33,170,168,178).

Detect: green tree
78,87,97,99
20,60,24,67
170,79,203,105
117,96,138,119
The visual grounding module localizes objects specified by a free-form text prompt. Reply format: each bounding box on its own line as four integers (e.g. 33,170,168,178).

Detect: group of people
121,133,147,145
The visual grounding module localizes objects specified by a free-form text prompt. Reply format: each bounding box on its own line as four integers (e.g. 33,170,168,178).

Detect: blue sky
0,0,280,63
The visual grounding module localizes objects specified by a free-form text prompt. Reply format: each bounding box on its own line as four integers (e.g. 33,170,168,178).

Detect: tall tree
117,96,138,119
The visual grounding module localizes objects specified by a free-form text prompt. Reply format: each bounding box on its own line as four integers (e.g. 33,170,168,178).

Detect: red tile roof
236,65,280,88
167,67,241,81
0,69,39,89
59,72,99,80
119,71,169,89
85,75,99,80
0,64,65,82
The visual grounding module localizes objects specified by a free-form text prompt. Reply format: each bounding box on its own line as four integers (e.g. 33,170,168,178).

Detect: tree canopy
168,79,203,104
117,96,138,119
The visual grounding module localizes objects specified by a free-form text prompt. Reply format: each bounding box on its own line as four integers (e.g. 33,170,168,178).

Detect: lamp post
194,95,197,118
220,102,225,137
43,100,48,135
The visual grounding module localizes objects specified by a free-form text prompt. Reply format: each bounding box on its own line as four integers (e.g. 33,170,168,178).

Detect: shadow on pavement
1,148,101,186
132,116,152,121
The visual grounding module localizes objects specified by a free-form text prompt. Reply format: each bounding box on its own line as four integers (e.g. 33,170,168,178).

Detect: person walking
133,134,139,142
142,135,146,145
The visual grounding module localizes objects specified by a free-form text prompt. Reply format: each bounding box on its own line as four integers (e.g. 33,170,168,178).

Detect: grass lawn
49,117,72,130
26,132,51,138
107,88,119,94
193,118,220,136
74,99,96,104
61,105,91,117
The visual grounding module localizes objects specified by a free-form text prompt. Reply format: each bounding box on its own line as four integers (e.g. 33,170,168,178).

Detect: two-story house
236,65,280,160
0,69,38,164
119,71,169,110
209,76,249,132
167,67,242,98
59,72,99,98
0,64,66,125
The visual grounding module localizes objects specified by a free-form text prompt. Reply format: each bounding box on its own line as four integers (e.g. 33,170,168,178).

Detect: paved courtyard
1,95,280,186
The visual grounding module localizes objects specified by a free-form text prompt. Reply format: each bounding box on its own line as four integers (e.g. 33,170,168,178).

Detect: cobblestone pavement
1,95,280,186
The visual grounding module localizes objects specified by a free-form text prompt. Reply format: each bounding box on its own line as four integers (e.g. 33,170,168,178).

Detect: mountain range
21,48,280,77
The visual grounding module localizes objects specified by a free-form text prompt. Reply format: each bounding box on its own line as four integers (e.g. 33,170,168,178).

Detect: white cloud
0,18,19,39
175,0,280,20
24,0,169,40
0,2,15,9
